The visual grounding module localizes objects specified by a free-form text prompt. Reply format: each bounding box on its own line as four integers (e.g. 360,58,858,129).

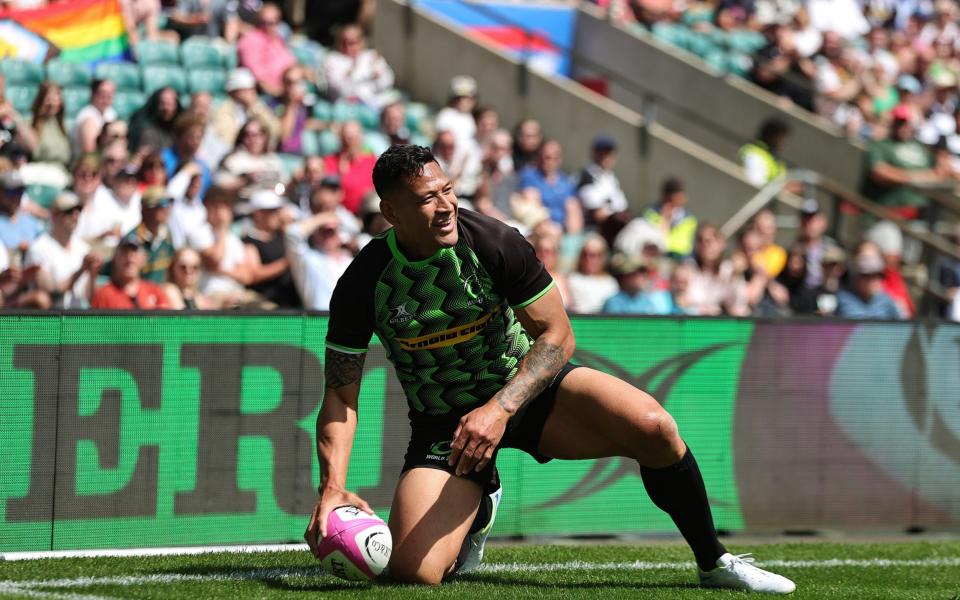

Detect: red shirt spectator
323,120,376,214
236,3,296,98
91,235,170,309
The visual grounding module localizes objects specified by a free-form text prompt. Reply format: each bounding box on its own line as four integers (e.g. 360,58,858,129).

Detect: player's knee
638,410,684,463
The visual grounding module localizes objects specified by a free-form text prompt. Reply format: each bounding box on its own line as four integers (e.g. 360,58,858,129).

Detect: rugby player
304,145,795,594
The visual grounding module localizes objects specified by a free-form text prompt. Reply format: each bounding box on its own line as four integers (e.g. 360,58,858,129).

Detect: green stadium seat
25,183,62,210
404,102,429,133
317,129,340,155
187,68,228,95
113,90,146,120
686,33,719,59
180,39,225,69
223,44,238,69
0,59,45,84
95,62,142,91
726,51,753,78
703,50,729,74
45,60,92,87
6,85,37,114
142,65,188,95
312,99,333,121
276,152,304,178
62,86,91,118
332,100,371,124
135,40,180,66
651,23,690,51
725,30,767,54
301,129,320,156
290,44,320,68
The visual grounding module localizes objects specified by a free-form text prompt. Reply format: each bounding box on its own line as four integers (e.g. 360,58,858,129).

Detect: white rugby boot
699,553,796,594
456,484,503,575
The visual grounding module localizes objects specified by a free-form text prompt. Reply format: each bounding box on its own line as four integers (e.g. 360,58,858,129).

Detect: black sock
468,493,491,534
640,446,727,572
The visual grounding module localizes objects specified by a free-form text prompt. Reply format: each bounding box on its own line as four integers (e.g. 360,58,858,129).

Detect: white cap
249,189,285,211
226,68,257,92
865,221,903,256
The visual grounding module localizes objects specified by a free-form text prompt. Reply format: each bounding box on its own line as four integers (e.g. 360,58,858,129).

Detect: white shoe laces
727,553,757,568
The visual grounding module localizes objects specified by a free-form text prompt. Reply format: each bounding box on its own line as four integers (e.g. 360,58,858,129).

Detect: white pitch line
1,544,310,561
4,556,960,596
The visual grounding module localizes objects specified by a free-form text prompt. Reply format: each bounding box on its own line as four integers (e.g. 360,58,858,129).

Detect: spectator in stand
168,164,211,250
275,65,321,155
813,32,866,127
685,223,750,316
794,199,840,290
530,229,571,307
577,135,630,238
836,241,904,319
91,234,170,309
567,233,618,314
211,68,281,158
129,87,182,156
0,74,37,161
474,105,500,149
518,140,583,233
751,23,816,110
236,2,296,98
221,119,286,186
751,208,786,277
356,191,390,249
864,220,915,317
200,185,252,305
284,210,353,310
137,150,168,189
435,76,478,152
71,154,114,247
432,129,481,204
163,114,212,198
731,226,791,315
29,81,70,166
123,186,175,283
474,129,516,222
242,188,301,307
739,118,792,187
669,262,696,314
643,176,698,259
120,0,164,46
323,120,376,214
23,192,100,309
167,0,241,42
322,23,396,109
807,0,869,40
366,100,425,156
602,253,675,315
0,170,42,253
777,242,845,315
862,106,949,220
71,79,116,158
937,223,960,319
310,175,360,248
164,247,215,309
287,155,327,211
512,118,542,172
84,162,142,250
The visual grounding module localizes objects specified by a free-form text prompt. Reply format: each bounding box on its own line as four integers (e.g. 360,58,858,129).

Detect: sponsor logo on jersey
387,302,414,325
429,440,453,456
395,306,501,351
463,272,489,307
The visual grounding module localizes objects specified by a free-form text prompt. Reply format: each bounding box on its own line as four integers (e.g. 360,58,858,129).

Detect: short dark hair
661,176,684,197
372,144,438,201
759,118,790,142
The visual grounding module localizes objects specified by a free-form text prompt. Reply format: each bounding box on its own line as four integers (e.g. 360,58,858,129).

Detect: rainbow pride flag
0,0,129,65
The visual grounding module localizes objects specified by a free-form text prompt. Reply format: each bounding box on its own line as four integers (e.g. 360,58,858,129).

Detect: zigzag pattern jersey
326,209,555,416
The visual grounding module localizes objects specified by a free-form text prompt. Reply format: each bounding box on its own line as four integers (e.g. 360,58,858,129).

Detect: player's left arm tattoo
492,341,565,415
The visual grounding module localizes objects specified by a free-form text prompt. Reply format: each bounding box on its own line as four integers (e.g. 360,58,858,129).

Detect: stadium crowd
0,0,954,319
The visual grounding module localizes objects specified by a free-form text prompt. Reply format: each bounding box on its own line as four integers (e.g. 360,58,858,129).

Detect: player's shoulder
337,230,394,285
457,208,524,246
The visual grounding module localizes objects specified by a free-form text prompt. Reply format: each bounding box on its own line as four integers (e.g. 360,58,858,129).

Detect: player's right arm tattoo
493,341,565,415
324,348,366,389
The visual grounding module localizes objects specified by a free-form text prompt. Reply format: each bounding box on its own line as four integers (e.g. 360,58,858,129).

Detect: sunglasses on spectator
75,169,100,179
176,263,200,272
58,207,82,216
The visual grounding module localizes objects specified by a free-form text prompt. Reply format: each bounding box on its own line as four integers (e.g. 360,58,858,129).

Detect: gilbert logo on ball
317,506,392,581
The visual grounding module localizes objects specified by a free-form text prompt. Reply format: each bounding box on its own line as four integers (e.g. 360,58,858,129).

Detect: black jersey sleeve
325,237,391,353
458,209,554,308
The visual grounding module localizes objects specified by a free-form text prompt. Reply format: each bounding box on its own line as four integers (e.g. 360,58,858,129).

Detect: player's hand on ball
449,401,510,476
304,486,374,557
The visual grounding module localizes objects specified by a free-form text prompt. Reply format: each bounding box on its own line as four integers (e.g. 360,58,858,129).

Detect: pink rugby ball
317,506,392,581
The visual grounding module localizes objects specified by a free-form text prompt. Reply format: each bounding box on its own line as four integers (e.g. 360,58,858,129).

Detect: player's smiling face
382,161,459,259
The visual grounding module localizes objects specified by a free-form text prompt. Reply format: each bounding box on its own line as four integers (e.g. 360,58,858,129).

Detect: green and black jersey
326,209,555,416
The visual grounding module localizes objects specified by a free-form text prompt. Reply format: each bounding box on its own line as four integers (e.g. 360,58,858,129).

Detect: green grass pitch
2,541,958,599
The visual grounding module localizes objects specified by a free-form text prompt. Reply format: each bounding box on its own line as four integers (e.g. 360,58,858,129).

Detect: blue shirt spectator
603,288,676,315
518,140,583,232
835,289,902,319
0,172,43,252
